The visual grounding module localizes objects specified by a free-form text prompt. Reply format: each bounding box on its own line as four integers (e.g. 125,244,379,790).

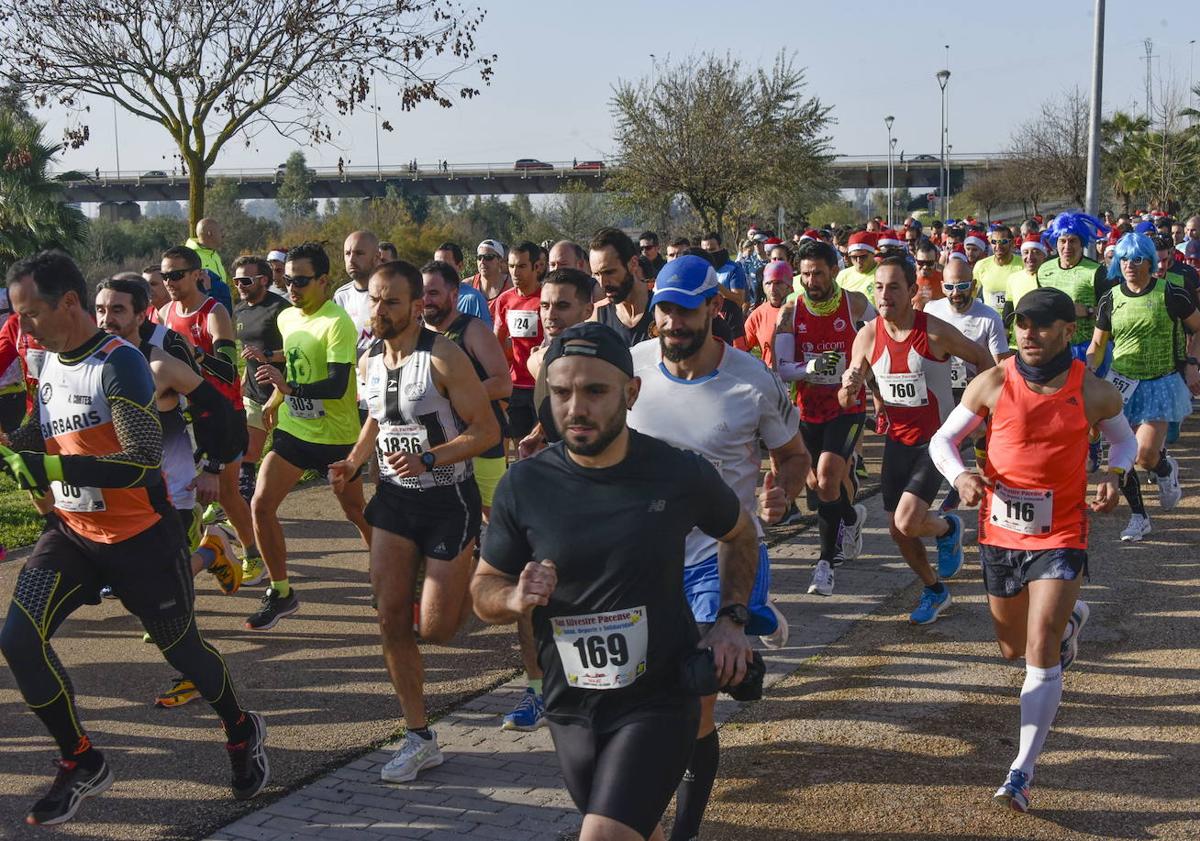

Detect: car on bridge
514,158,553,171
572,160,605,170
141,170,168,178
911,154,940,162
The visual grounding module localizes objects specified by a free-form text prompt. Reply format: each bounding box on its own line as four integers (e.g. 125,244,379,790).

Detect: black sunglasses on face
477,253,500,262
161,269,193,282
285,275,315,288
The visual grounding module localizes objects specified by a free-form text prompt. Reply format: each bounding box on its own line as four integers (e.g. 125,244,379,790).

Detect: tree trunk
187,162,205,230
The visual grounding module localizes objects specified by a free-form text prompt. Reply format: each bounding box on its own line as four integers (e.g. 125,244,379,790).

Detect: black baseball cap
1014,287,1076,326
544,322,634,378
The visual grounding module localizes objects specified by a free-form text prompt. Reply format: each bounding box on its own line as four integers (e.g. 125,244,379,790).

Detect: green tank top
1110,279,1178,380
1037,257,1102,341
1004,271,1042,349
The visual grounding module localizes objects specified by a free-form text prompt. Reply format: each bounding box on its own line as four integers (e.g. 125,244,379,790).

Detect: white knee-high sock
1013,664,1063,778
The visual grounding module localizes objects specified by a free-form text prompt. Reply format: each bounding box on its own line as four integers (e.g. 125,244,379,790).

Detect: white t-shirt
924,298,1008,386
628,338,799,568
333,281,374,406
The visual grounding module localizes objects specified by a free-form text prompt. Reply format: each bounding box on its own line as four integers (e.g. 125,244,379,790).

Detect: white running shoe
759,600,790,649
1156,456,1182,511
807,560,834,597
842,503,867,561
1120,513,1151,542
1060,600,1090,671
380,730,444,783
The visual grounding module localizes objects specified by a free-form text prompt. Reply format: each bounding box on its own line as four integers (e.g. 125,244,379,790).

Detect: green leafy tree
609,51,833,241
277,151,316,222
0,114,85,271
0,0,495,228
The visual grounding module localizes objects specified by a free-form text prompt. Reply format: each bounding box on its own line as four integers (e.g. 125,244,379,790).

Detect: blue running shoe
1086,440,1102,473
993,768,1031,812
501,687,546,731
910,585,950,625
936,514,964,579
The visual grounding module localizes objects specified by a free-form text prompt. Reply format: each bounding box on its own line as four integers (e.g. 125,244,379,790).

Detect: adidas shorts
365,480,482,561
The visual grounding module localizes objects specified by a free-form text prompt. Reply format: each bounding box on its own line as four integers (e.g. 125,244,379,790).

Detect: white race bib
377,422,429,477
552,606,649,690
877,370,929,407
950,358,968,389
26,348,47,379
52,481,105,513
1105,370,1139,405
506,309,539,339
988,290,1006,311
803,351,847,386
989,483,1053,536
286,394,325,419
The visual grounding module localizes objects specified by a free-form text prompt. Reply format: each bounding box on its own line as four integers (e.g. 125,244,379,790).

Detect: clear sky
36,0,1200,176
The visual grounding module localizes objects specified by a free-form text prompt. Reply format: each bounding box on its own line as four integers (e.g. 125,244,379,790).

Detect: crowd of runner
0,207,1195,838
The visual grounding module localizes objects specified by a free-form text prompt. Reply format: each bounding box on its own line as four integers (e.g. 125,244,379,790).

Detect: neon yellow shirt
277,300,361,445
974,254,1023,315
830,263,876,296
1003,270,1042,348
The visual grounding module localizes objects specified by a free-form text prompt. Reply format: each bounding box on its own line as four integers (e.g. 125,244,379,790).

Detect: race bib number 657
552,606,648,690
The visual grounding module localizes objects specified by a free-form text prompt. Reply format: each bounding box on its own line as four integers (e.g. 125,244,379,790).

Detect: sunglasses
989,238,1011,246
916,259,937,269
161,269,193,282
942,281,973,292
477,253,500,262
639,244,657,251
284,275,316,288
234,275,265,286
1121,256,1149,265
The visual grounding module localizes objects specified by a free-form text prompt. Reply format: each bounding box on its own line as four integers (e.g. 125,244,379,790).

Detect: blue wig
1046,211,1108,247
1107,232,1158,280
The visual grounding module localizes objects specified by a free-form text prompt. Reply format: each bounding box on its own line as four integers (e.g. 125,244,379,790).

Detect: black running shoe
26,757,113,826
244,587,299,631
227,711,270,800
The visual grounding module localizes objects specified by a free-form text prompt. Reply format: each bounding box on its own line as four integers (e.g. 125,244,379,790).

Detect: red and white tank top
165,297,243,410
868,311,953,445
980,358,1089,550
792,292,863,423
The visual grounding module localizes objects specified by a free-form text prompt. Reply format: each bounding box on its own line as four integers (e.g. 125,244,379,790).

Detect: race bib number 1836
552,606,649,690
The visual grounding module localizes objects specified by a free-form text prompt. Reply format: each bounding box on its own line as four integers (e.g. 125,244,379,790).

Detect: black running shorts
507,387,537,441
980,544,1088,598
25,511,193,622
799,412,866,462
547,700,699,838
880,438,944,512
270,428,355,476
365,480,482,561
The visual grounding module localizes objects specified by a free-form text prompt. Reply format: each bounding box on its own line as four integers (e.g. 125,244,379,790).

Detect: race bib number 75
552,606,648,690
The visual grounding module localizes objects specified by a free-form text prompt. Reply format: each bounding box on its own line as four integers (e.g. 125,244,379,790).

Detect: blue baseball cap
1134,220,1157,236
650,254,721,310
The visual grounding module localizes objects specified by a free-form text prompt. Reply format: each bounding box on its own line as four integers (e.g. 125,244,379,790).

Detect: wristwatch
715,603,749,626
420,451,437,472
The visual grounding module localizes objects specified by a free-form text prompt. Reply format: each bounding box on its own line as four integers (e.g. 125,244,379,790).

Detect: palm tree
1101,111,1151,215
0,112,86,272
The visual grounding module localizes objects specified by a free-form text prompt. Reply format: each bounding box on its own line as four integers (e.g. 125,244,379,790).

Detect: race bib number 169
552,606,649,690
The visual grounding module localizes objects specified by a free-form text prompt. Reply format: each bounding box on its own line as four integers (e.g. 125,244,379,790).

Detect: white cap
267,250,287,263
477,239,506,259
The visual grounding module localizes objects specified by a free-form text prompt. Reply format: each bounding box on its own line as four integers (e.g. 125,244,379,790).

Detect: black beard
659,320,710,362
560,412,625,457
606,272,634,304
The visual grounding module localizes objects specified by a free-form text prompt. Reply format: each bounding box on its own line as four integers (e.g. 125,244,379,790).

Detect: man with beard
840,257,993,625
627,255,809,841
589,227,654,347
247,242,369,631
472,322,758,841
494,241,544,446
931,288,1132,813
334,230,380,422
974,225,1023,317
774,240,874,596
432,242,491,327
329,260,498,784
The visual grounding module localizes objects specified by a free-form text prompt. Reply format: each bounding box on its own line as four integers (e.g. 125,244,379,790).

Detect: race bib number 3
877,371,929,407
989,483,1053,536
286,395,325,419
552,606,649,690
506,309,539,339
52,481,106,513
1105,370,1139,405
950,358,968,389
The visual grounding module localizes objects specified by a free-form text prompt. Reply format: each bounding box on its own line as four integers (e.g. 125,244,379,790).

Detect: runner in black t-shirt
472,323,758,841
233,256,290,508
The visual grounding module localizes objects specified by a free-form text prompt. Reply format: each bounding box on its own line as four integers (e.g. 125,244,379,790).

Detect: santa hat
1020,233,1048,254
947,244,970,263
847,230,878,255
800,228,821,242
764,236,783,247
964,230,989,251
877,229,904,249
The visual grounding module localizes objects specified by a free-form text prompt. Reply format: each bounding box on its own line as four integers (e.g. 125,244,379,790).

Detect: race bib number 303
552,606,649,690
286,394,325,419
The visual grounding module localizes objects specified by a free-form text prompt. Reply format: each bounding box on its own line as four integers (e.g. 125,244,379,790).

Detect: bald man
334,230,381,418
185,217,232,314
548,240,603,302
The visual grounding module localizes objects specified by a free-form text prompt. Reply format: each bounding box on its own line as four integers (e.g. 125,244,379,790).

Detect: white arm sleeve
930,403,987,485
1098,412,1136,473
774,332,811,382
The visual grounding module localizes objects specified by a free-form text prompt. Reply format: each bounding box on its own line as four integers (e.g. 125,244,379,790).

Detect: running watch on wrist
716,603,749,626
420,451,437,472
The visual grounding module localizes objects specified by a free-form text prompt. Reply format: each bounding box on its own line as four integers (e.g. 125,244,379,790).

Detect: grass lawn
0,472,44,553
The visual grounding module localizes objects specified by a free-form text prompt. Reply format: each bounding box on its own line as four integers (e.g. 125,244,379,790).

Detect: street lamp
936,69,950,220
884,115,895,227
